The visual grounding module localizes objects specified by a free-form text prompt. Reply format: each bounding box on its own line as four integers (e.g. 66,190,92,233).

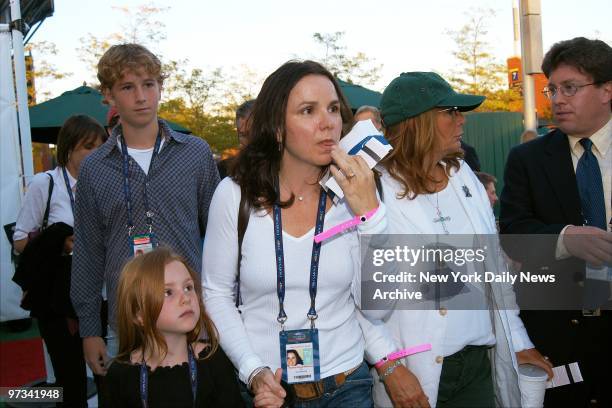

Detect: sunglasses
437,106,461,118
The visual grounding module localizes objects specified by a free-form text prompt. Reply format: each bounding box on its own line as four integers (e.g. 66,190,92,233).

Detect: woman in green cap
371,72,552,408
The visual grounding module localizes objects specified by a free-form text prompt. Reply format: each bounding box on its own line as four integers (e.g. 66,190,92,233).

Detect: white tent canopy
0,0,35,322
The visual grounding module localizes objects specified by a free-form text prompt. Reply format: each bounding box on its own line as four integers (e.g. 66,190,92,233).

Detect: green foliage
312,31,382,86
446,8,522,112
25,41,73,102
158,99,237,154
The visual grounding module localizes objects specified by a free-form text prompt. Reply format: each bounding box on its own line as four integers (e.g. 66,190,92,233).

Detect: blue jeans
294,362,373,408
240,362,373,408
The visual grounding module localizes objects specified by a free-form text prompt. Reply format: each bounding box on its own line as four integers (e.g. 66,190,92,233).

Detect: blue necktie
576,138,606,230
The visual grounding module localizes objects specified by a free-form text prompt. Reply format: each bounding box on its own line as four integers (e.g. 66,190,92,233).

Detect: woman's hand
330,147,378,216
251,368,285,408
516,348,554,380
379,363,430,408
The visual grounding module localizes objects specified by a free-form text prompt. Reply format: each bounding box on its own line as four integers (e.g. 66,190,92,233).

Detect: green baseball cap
380,72,485,127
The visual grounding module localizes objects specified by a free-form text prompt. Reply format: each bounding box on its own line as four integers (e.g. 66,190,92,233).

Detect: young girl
106,247,244,407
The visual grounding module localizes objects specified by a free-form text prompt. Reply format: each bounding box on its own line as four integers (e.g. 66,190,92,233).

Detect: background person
474,171,498,208
13,114,106,407
354,105,383,131
218,99,256,179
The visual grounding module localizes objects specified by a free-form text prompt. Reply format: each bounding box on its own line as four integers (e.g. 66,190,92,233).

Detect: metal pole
10,0,34,189
519,0,543,132
512,0,520,57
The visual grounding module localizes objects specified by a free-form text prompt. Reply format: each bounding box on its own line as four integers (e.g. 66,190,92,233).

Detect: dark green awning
336,79,382,110
29,85,190,144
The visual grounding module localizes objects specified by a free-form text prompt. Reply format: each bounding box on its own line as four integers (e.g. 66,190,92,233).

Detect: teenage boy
70,44,220,377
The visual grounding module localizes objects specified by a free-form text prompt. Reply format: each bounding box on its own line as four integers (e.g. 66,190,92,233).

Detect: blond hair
115,247,218,363
382,110,461,199
97,43,165,91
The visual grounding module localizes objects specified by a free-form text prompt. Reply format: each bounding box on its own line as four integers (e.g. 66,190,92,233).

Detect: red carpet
0,337,46,387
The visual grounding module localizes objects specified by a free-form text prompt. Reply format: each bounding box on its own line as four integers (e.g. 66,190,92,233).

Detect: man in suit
500,37,611,407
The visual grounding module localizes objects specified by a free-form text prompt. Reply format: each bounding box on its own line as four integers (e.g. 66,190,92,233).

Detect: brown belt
291,364,361,400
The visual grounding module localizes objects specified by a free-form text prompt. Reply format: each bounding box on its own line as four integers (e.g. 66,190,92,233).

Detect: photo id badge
130,233,156,256
279,329,320,384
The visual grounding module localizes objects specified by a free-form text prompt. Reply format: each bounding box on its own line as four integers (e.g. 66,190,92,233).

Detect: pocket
344,362,373,385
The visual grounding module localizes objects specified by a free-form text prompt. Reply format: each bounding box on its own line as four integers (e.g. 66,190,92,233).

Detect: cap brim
438,92,485,112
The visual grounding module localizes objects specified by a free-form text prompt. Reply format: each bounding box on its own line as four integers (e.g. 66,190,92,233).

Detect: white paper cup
519,364,548,408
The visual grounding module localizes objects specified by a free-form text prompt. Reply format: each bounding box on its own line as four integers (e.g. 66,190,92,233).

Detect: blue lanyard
120,129,162,236
139,344,198,408
273,188,327,330
61,167,75,215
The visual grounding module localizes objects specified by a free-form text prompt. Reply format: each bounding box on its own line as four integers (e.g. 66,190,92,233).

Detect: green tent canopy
336,79,382,111
29,86,190,144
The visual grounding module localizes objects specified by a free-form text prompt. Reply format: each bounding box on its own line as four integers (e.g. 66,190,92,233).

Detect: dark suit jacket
460,140,481,172
500,128,610,406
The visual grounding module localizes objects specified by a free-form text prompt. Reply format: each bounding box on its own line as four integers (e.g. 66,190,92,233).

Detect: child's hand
83,336,109,375
252,368,285,408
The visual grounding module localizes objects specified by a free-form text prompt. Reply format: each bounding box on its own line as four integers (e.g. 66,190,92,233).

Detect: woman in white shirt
13,114,106,407
371,72,553,408
202,61,412,408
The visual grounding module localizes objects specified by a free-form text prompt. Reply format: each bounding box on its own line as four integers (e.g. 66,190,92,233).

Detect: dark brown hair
542,37,612,84
232,60,353,209
382,110,461,199
115,247,219,363
56,115,107,167
474,171,497,187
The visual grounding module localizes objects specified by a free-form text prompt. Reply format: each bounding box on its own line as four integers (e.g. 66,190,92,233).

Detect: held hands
330,147,378,216
563,226,612,267
252,368,285,408
379,362,430,408
83,336,109,376
63,235,74,254
516,348,554,380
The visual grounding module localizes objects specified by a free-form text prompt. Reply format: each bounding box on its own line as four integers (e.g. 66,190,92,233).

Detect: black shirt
106,346,244,407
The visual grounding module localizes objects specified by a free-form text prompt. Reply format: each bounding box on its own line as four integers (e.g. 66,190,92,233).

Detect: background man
218,99,255,178
354,105,383,131
475,171,498,208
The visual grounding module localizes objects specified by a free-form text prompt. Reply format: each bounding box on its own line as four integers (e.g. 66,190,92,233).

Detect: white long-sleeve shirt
14,167,76,241
202,178,396,383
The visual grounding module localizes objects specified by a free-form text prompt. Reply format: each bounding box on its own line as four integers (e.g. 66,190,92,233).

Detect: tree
446,8,522,112
312,31,382,86
25,41,73,103
446,8,506,94
76,2,169,80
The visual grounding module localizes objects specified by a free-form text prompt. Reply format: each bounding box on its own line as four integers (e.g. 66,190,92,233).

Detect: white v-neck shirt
202,178,396,383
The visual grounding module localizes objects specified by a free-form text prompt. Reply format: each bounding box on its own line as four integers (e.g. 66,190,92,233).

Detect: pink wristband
374,343,432,368
314,206,379,244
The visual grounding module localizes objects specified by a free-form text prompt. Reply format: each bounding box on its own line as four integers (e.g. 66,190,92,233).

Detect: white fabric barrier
0,29,28,322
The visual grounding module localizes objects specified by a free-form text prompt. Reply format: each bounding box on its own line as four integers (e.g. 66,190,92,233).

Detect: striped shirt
71,120,220,337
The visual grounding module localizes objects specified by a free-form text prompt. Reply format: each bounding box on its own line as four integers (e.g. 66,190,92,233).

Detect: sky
27,0,612,100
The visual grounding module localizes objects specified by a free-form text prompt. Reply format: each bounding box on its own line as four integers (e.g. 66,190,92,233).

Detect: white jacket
372,162,533,408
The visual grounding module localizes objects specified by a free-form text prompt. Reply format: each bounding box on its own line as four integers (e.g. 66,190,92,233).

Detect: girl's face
156,261,200,337
282,74,342,169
